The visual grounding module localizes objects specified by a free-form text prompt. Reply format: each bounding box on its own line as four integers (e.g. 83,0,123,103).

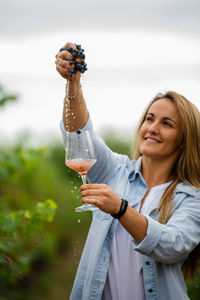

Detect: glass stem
81,174,87,185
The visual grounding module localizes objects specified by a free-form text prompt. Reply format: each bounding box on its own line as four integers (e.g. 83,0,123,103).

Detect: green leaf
0,86,17,108
36,199,57,222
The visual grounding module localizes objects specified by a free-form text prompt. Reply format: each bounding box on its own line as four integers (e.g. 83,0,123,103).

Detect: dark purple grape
66,46,74,53
69,60,76,65
72,51,78,59
75,44,82,50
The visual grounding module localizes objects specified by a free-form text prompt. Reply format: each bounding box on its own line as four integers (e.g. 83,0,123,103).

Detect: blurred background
0,0,200,299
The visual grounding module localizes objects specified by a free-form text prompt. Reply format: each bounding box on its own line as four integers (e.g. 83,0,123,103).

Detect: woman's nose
148,121,159,134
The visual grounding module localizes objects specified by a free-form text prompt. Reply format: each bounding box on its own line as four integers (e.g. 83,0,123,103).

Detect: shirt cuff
132,214,163,255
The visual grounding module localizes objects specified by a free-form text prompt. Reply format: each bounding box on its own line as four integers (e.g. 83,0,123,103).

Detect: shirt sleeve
60,113,128,184
131,192,200,264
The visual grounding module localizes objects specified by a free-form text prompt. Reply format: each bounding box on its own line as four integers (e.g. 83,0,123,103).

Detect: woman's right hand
55,42,82,82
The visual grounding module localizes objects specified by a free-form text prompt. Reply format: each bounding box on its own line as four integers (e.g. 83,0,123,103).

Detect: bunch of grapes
60,44,87,74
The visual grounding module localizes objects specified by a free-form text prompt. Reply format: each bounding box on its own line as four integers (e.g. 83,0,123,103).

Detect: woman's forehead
147,98,178,117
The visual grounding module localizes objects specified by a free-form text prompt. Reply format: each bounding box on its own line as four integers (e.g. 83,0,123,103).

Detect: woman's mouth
144,137,161,143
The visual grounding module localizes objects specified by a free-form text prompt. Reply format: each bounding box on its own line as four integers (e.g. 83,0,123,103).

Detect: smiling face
139,98,181,163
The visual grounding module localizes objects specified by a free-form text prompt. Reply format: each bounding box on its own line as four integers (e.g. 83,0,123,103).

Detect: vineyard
0,85,199,299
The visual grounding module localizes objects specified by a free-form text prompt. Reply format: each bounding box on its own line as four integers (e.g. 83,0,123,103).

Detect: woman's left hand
80,184,122,214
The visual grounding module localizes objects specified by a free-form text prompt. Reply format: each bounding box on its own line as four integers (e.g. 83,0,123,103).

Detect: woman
55,42,200,300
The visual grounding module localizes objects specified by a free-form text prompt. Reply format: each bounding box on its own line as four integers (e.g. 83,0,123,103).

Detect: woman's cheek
138,130,145,153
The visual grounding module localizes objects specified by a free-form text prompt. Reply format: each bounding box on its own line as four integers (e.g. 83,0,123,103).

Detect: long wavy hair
132,91,200,280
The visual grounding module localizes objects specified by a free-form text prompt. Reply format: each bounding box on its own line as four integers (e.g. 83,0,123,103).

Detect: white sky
0,1,200,144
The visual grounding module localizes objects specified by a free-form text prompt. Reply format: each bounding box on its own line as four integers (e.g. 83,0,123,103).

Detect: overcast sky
0,0,200,144
1,0,200,36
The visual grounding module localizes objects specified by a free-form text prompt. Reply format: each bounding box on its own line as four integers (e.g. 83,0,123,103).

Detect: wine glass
65,130,97,212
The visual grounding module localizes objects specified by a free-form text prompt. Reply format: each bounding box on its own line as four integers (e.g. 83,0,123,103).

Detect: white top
102,181,172,300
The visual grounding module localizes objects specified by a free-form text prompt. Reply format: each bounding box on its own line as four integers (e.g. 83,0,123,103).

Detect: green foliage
0,86,17,107
0,199,57,285
187,271,200,300
0,134,90,299
0,85,57,299
0,143,57,296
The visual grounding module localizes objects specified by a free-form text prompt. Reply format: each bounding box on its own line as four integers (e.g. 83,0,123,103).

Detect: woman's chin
140,147,157,158
140,149,161,160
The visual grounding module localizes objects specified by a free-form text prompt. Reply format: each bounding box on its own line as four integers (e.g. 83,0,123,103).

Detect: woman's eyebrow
163,117,177,124
147,113,176,124
146,112,154,117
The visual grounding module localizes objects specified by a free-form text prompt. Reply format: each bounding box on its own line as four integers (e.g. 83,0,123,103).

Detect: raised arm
55,42,88,131
55,42,131,184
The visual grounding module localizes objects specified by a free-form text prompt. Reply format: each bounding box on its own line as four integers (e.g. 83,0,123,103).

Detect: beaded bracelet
66,84,82,100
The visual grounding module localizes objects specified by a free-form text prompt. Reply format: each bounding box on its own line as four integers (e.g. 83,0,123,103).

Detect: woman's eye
163,121,172,127
146,117,153,121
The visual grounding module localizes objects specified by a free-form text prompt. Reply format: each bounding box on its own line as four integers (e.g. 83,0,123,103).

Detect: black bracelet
111,199,128,219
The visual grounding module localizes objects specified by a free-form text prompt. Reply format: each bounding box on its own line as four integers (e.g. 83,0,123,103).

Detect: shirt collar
128,156,143,182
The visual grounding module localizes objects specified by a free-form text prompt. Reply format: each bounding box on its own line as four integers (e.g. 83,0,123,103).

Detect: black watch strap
111,199,128,219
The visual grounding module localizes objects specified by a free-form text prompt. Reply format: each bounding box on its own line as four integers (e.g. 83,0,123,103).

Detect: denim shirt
61,114,200,300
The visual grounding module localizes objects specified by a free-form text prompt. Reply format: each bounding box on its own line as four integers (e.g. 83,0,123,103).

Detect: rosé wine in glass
65,158,97,176
65,130,97,212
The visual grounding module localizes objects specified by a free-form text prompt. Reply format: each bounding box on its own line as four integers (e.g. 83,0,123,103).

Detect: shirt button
148,289,153,293
146,261,150,265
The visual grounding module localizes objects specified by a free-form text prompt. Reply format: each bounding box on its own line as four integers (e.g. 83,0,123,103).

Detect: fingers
59,50,74,61
80,184,109,199
81,188,102,198
80,183,122,214
81,195,106,213
80,184,107,191
80,184,107,202
55,52,79,79
80,184,105,202
55,45,74,77
81,196,101,205
63,42,76,50
55,57,75,71
55,42,87,80
55,55,75,79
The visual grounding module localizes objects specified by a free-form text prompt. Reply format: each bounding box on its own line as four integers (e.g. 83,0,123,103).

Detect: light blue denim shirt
61,114,200,300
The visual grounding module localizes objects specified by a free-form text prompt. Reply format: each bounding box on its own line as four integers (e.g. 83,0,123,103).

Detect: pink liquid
65,158,97,176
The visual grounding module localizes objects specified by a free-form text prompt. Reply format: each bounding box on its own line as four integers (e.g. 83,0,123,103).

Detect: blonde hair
132,91,200,279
